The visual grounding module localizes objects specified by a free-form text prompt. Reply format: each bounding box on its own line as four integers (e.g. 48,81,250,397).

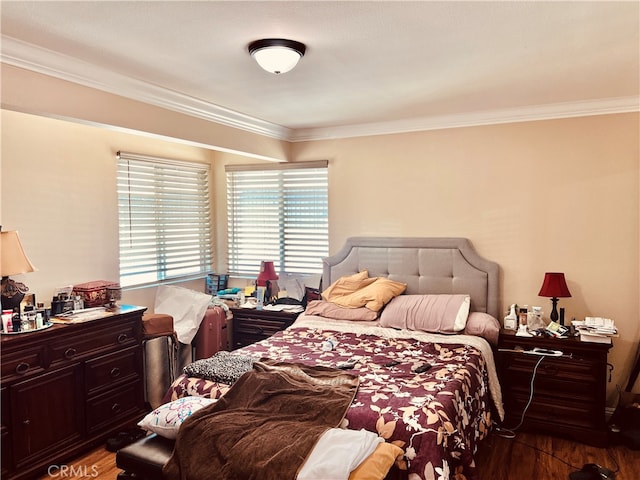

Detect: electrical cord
503,436,620,475
493,354,620,475
495,355,545,435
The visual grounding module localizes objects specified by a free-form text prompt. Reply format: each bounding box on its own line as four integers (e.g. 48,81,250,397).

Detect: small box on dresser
497,329,612,447
73,280,120,307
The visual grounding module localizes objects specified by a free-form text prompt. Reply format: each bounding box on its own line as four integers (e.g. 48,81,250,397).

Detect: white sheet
297,428,382,480
154,285,211,344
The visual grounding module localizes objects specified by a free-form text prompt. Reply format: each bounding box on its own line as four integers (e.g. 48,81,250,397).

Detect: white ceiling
1,1,638,141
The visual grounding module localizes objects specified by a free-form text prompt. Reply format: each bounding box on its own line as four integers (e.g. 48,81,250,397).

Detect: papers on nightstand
263,304,304,313
50,307,113,323
572,317,618,344
546,321,570,337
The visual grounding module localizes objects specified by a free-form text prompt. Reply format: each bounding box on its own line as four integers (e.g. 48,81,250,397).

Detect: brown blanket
163,360,359,480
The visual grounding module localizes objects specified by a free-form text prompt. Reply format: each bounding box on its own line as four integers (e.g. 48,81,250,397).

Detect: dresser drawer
234,317,287,338
50,321,137,366
502,354,599,386
0,346,46,381
231,309,298,349
85,346,140,396
86,382,142,435
507,390,603,430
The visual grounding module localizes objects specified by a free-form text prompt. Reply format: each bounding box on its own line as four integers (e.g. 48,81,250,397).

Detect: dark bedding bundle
163,359,359,480
182,351,254,385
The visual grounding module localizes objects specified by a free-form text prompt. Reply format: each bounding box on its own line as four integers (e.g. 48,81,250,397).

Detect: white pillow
137,396,216,439
297,428,382,480
379,294,470,333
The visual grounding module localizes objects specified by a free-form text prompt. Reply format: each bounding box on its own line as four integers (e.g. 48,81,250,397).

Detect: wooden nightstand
230,307,300,349
497,329,612,446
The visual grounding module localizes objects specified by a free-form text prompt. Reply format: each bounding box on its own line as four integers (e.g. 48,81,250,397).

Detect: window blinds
117,152,212,287
226,161,328,276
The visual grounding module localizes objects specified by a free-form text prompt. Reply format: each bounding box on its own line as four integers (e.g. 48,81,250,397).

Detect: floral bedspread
164,316,502,480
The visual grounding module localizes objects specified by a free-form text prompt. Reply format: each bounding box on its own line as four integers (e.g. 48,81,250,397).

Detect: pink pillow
379,294,470,333
305,300,378,321
463,312,500,345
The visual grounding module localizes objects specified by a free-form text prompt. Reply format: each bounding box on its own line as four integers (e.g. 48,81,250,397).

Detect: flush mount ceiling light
248,38,306,74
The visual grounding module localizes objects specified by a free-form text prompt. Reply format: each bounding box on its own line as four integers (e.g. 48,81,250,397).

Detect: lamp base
549,297,560,324
1,277,28,311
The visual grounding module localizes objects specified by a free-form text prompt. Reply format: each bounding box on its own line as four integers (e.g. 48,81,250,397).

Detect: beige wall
2,71,638,404
0,110,217,309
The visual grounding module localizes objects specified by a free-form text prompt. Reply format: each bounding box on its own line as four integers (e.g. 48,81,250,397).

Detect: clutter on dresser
503,304,518,330
1,301,52,334
545,320,570,337
73,279,120,307
572,317,618,344
205,272,229,295
1,279,124,333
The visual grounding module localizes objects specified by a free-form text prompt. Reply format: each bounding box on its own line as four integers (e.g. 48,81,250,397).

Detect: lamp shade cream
1,231,37,277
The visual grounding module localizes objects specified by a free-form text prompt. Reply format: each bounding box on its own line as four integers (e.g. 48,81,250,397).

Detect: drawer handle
110,367,121,378
111,403,121,413
15,362,30,374
65,348,77,359
251,327,265,335
117,333,128,344
23,419,30,426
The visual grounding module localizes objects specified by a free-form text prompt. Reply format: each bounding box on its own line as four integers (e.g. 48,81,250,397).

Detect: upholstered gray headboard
322,237,500,319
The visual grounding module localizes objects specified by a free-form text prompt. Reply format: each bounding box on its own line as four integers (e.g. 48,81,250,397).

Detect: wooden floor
36,430,640,480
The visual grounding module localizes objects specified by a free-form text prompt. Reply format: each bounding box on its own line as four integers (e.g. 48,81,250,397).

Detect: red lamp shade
538,272,572,298
538,272,571,324
256,261,278,286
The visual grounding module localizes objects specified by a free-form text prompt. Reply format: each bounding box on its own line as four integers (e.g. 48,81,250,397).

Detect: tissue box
73,280,119,307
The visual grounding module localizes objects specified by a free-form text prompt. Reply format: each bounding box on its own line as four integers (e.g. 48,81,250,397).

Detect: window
116,152,212,287
226,161,328,276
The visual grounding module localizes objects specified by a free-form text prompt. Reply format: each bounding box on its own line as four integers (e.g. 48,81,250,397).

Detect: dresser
230,307,300,349
497,329,611,446
1,305,147,480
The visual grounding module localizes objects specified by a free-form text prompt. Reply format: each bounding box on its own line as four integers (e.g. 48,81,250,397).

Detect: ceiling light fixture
248,38,306,75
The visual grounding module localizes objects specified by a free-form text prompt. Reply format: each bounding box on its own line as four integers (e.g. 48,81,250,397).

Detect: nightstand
230,308,300,349
497,329,612,446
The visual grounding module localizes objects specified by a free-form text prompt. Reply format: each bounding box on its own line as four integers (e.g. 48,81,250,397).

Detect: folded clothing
183,351,254,384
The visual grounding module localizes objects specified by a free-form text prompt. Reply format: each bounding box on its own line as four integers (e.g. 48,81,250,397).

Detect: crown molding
1,36,292,140
2,35,638,144
290,95,640,141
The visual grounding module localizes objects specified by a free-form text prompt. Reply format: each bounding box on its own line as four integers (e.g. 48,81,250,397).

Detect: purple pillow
379,294,470,333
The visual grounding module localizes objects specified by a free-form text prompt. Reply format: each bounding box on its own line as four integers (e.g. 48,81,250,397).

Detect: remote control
337,361,356,370
384,360,400,367
413,363,432,373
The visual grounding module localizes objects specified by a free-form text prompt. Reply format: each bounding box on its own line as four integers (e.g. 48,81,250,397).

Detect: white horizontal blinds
226,161,328,276
282,167,329,273
117,152,212,287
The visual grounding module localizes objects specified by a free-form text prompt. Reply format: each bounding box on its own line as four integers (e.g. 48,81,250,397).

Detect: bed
148,237,504,480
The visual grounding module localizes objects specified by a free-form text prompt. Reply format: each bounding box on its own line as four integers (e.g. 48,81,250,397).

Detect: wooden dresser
1,305,147,480
497,329,611,446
